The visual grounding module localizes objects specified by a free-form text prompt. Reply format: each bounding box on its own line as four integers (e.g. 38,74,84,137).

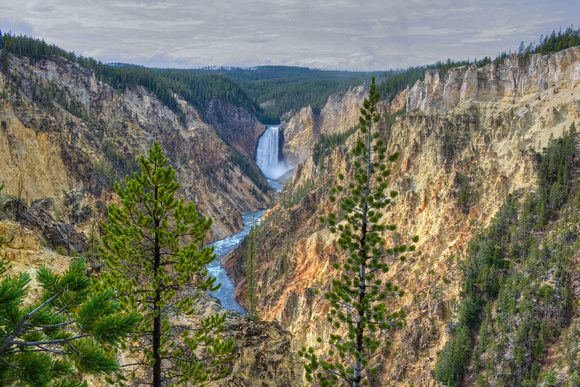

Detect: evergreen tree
1,40,8,73
298,79,418,387
0,258,139,387
97,141,235,386
245,215,259,320
0,184,13,275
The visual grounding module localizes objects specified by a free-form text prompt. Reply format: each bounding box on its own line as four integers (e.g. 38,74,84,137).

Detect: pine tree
298,78,418,387
0,258,139,387
1,39,8,73
245,215,259,320
97,141,235,386
0,184,13,273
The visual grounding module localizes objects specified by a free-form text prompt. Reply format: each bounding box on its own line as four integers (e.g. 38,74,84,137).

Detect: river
207,133,286,314
206,209,265,314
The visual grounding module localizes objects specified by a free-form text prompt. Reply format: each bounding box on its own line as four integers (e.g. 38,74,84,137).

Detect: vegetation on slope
436,123,579,386
1,33,267,122
0,34,380,124
205,66,384,121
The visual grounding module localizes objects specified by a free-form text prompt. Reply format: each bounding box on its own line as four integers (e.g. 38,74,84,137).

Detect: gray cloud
2,0,578,70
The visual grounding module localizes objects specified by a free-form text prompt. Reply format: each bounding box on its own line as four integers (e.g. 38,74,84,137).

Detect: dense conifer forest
435,125,580,386
200,66,384,120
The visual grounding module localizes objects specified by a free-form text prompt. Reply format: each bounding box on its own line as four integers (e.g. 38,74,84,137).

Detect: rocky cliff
281,105,317,165
280,85,367,165
224,47,580,386
0,54,272,243
405,48,580,114
205,99,266,158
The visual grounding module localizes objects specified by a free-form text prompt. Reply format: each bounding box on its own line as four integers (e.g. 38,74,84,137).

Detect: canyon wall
281,85,367,165
0,54,272,243
225,47,580,386
205,99,266,158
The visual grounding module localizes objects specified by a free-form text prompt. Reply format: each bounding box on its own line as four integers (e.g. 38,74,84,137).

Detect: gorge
224,46,580,386
207,209,265,314
1,30,580,387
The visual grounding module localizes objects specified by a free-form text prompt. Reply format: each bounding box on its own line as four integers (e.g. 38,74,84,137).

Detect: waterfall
256,125,288,179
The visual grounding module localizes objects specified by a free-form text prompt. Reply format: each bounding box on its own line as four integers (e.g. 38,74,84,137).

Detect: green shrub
538,283,554,300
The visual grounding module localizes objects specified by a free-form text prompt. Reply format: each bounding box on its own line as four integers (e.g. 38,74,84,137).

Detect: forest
2,26,578,124
435,125,580,386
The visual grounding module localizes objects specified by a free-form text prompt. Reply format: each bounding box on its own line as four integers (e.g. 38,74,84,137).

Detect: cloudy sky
1,0,578,71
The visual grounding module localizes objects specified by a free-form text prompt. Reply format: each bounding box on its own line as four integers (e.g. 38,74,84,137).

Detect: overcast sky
1,0,578,71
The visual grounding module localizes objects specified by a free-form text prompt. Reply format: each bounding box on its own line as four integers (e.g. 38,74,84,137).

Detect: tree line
377,26,579,102
0,33,379,124
0,33,269,122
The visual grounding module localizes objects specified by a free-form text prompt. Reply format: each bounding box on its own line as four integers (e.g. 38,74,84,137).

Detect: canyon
0,51,301,386
225,47,580,386
2,42,580,386
0,54,272,243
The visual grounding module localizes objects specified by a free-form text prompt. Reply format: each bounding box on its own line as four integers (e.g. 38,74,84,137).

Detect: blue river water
206,210,265,314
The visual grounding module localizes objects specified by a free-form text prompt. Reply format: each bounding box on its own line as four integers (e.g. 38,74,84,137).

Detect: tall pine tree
97,141,235,386
299,78,418,387
245,215,259,320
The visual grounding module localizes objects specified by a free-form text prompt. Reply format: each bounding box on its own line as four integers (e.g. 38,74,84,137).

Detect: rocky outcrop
405,47,580,114
319,84,367,135
281,105,317,165
0,220,74,302
205,99,266,158
2,189,91,254
0,54,272,242
280,85,367,166
225,47,580,385
205,297,303,387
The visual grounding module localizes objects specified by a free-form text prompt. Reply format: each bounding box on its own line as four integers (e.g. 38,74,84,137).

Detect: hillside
224,47,580,386
0,51,272,243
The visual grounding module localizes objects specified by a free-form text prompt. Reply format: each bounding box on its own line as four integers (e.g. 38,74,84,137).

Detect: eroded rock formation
281,85,367,165
0,54,272,242
225,47,580,386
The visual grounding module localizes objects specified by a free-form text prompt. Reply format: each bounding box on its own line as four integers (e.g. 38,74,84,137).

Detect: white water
256,125,292,180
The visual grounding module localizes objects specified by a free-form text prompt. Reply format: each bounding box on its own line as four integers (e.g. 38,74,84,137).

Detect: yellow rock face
0,54,272,243
225,47,580,386
0,101,75,202
281,85,367,165
0,220,73,303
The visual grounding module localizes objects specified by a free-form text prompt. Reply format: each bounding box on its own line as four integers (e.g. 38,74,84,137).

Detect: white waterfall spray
256,125,290,180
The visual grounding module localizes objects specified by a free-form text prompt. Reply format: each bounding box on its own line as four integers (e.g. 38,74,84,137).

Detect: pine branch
0,289,63,355
10,334,90,347
0,357,22,371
